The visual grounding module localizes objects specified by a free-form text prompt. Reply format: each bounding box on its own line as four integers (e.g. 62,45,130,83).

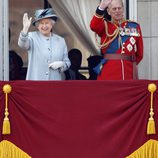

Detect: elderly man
18,8,70,80
90,0,143,80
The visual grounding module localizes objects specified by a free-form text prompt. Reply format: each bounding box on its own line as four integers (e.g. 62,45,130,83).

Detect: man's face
108,0,124,22
37,18,55,36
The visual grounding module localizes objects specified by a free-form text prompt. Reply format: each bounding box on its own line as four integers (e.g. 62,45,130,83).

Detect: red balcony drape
0,80,158,158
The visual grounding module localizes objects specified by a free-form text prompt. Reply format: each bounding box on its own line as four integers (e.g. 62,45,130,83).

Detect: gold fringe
147,83,157,135
2,84,12,135
0,140,31,158
126,139,158,158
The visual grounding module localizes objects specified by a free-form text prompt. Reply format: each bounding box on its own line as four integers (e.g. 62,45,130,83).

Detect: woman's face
37,18,55,36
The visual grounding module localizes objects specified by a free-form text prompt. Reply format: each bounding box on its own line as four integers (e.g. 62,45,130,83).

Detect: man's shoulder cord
95,20,119,49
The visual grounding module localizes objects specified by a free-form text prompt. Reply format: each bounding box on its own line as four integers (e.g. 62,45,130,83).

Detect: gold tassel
2,84,12,135
2,117,11,135
147,83,157,135
0,140,32,158
147,119,156,135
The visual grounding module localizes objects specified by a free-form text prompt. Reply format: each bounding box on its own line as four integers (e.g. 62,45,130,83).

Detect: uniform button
45,72,49,75
47,59,50,63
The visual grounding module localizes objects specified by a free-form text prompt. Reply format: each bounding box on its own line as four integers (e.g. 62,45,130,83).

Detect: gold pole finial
147,83,157,135
2,84,12,135
148,83,157,93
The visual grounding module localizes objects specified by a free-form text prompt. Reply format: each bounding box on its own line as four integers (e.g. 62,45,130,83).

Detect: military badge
127,44,133,52
125,28,130,36
119,27,125,36
130,28,140,37
130,37,136,45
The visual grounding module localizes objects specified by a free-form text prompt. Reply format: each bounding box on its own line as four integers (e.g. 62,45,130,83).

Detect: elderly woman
18,8,71,80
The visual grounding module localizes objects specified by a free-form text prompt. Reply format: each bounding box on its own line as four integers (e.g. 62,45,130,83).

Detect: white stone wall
138,0,158,80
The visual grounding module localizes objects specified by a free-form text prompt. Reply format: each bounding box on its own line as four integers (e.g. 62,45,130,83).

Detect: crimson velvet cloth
0,80,158,158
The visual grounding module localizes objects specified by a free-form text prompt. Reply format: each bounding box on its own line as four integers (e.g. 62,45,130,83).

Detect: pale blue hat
32,8,58,26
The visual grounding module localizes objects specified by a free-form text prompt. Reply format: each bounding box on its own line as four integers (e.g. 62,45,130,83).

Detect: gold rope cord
95,20,119,49
147,83,157,135
2,84,12,135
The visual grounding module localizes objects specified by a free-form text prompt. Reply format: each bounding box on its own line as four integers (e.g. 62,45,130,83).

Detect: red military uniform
90,8,143,80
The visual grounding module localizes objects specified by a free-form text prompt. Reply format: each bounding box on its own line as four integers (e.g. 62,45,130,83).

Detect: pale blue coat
18,31,71,80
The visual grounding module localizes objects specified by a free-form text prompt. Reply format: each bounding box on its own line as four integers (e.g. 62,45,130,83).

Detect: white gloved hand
22,13,32,34
49,61,64,70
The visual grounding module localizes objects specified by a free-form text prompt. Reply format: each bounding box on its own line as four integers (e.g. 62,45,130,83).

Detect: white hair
35,18,56,27
108,0,124,9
